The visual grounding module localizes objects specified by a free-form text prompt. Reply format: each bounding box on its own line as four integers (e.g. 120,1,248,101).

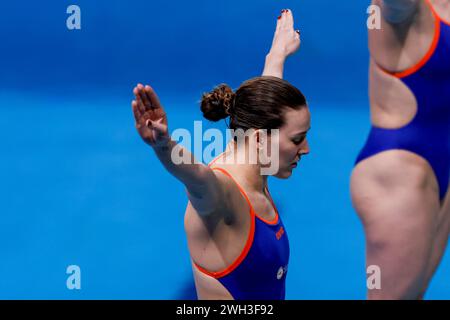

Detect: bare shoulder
184,166,253,272
184,165,250,239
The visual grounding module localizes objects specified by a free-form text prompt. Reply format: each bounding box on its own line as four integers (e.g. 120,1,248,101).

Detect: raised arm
262,9,301,78
131,84,224,217
378,0,420,24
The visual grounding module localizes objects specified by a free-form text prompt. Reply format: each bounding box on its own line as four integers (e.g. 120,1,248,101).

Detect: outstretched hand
270,9,301,58
131,84,170,148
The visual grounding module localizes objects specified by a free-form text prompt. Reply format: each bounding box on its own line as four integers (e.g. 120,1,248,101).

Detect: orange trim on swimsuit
193,167,256,279
207,152,279,224
257,188,279,225
207,153,225,168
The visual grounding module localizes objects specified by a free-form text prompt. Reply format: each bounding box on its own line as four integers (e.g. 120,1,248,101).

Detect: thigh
422,187,450,296
351,150,441,299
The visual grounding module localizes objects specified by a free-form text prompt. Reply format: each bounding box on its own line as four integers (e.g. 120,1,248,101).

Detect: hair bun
201,84,235,122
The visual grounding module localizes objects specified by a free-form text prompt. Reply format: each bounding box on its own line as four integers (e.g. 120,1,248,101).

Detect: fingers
276,12,282,32
280,9,287,29
133,83,164,114
279,9,292,29
133,86,146,114
277,9,286,31
132,100,151,135
137,83,152,108
285,9,294,29
131,100,141,123
295,30,301,43
144,85,163,110
137,95,147,114
133,83,163,109
280,9,300,44
277,9,295,32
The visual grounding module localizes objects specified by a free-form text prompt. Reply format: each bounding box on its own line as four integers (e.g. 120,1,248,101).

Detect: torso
184,153,280,299
363,0,450,205
369,0,450,128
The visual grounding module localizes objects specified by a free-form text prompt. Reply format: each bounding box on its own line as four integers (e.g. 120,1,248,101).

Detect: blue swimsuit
356,7,450,202
194,167,290,300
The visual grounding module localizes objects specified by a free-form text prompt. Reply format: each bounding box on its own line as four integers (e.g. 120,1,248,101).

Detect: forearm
380,0,419,24
152,140,215,198
262,51,286,79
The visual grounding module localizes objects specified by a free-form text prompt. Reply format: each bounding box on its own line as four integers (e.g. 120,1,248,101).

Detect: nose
299,139,310,156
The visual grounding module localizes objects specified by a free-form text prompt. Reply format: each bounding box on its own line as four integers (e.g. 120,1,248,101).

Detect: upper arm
185,166,229,219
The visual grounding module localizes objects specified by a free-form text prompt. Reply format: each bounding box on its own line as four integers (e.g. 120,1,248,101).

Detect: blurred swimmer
352,0,450,299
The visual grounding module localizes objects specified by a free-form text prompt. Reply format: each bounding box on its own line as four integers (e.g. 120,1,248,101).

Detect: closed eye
292,136,306,145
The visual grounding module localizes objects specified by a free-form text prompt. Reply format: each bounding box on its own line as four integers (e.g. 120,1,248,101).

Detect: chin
274,168,293,179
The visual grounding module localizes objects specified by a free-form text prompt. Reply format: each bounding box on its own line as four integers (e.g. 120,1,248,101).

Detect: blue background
0,0,448,299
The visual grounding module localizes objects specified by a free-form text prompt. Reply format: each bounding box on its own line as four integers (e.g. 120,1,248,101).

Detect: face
272,106,311,179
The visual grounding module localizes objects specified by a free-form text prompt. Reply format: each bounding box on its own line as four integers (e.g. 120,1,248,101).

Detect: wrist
152,138,174,153
266,50,287,63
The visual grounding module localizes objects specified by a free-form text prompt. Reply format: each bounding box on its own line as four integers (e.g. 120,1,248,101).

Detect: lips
291,158,300,168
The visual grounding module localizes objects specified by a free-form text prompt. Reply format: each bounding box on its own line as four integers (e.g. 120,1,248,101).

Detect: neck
224,140,269,193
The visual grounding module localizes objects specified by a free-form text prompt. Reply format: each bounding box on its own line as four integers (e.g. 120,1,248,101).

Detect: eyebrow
293,127,311,136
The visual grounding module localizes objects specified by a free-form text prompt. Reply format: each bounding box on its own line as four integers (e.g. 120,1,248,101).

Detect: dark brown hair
200,76,307,130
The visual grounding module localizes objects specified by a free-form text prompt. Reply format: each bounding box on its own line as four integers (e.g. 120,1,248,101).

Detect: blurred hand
131,84,170,148
270,9,301,58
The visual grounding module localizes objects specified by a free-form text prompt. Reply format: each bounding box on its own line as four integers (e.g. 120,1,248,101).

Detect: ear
254,129,268,150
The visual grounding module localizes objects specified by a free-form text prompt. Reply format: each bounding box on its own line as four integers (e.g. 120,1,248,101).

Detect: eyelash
293,136,305,145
